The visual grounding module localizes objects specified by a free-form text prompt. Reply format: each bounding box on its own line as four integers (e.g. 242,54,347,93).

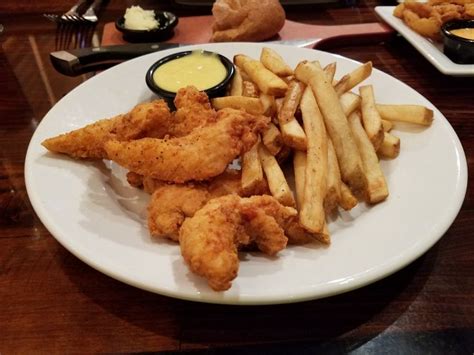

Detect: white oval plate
375,6,474,77
25,43,467,305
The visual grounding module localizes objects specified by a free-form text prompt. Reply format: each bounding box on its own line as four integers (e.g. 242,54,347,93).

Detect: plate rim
25,42,468,305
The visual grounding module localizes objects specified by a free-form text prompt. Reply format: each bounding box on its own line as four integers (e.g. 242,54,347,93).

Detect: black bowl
145,50,235,106
115,11,178,43
441,19,474,64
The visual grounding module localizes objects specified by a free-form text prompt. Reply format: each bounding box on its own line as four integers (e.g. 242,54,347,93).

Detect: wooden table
0,1,473,353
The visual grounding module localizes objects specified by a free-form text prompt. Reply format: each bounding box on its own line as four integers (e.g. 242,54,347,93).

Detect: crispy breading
147,170,245,241
42,100,172,159
168,86,219,137
179,195,295,291
105,108,269,183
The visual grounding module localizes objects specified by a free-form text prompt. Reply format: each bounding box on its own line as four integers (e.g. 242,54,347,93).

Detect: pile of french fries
212,48,433,242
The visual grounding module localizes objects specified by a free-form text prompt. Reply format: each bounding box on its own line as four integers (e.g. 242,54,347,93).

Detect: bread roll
211,0,286,42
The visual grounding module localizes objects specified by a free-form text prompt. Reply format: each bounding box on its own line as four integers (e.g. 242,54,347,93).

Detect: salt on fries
221,47,433,238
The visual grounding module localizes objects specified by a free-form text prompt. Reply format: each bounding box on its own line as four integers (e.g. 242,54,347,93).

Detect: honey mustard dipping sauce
152,50,228,92
450,28,474,40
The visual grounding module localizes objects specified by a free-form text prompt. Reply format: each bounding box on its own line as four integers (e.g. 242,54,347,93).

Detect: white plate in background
376,6,474,76
25,43,467,305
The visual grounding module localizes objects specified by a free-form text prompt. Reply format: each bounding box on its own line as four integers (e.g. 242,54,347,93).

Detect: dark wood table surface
0,0,473,353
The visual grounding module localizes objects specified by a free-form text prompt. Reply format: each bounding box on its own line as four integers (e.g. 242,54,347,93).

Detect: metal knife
50,39,319,76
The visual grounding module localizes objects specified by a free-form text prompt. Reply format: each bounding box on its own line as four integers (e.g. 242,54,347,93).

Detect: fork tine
44,14,59,23
60,22,75,50
76,21,96,48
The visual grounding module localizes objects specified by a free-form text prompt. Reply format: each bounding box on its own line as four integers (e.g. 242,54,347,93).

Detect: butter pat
124,6,159,31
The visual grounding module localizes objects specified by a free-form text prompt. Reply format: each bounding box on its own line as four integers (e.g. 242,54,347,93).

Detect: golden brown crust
104,108,269,183
179,195,295,291
41,100,172,159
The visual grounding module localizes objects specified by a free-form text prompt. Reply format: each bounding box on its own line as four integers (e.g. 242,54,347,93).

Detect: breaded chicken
42,100,172,159
148,183,210,242
105,108,269,183
168,86,218,137
141,168,323,244
179,195,299,291
147,170,246,241
240,194,329,245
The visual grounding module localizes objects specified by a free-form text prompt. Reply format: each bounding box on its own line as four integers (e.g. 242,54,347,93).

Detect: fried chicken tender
148,170,245,241
141,168,324,244
149,183,210,241
168,86,218,137
240,194,330,245
179,195,295,291
105,108,270,183
42,100,172,159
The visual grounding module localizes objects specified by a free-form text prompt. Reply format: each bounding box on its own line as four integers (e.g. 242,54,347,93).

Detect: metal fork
61,0,90,22
81,0,103,23
45,0,102,50
54,20,97,50
44,0,91,23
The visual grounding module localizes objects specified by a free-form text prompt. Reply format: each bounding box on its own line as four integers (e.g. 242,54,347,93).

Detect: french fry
260,47,294,77
229,67,243,96
376,104,433,126
359,85,384,150
258,144,295,207
319,223,330,244
295,60,366,194
241,139,267,195
334,74,349,91
242,80,260,98
323,62,337,83
280,120,307,151
325,139,342,214
239,68,252,82
260,93,276,117
382,119,393,132
334,61,372,96
275,97,284,113
262,122,283,155
348,112,388,204
339,92,361,117
293,150,307,209
293,150,331,244
378,132,400,159
233,54,249,71
298,86,327,233
339,181,358,210
234,54,288,96
211,96,264,115
278,81,305,125
272,97,284,125
276,80,307,150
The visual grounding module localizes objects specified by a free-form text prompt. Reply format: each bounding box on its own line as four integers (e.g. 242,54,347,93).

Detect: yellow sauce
450,28,474,40
153,51,227,92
